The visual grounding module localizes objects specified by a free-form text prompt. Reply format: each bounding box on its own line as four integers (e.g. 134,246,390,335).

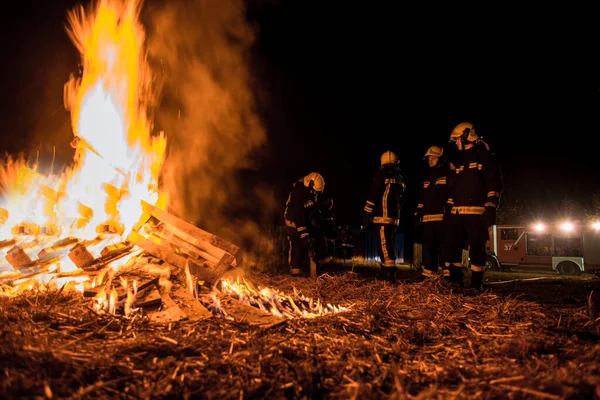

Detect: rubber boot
385,267,397,284
468,271,485,293
442,267,451,283
449,265,464,288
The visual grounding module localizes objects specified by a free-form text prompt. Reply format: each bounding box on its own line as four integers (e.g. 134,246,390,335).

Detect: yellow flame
0,0,167,303
219,277,349,319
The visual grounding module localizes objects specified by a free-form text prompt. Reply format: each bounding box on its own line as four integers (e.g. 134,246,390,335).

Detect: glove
484,206,496,227
361,213,372,231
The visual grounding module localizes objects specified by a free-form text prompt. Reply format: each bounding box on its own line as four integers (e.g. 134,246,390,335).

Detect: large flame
0,0,165,291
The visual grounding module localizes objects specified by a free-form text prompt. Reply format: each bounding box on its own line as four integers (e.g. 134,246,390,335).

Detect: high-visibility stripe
373,216,399,225
385,179,402,184
487,191,501,197
484,202,496,207
380,226,390,264
451,206,485,215
471,264,486,272
382,183,391,218
423,214,444,222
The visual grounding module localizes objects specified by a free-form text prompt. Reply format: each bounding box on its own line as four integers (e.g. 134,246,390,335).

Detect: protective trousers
374,223,397,283
421,220,448,276
285,226,330,276
445,213,488,285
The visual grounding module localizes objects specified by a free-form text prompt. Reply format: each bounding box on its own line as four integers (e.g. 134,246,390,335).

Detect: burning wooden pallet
127,200,240,288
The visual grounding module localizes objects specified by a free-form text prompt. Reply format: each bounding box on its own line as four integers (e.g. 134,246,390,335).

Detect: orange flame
0,0,167,305
219,277,349,319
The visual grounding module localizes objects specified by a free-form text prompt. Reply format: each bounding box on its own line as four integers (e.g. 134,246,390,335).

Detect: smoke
146,0,279,268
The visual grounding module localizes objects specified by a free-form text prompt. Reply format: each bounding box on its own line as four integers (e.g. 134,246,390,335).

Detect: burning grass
1,271,600,399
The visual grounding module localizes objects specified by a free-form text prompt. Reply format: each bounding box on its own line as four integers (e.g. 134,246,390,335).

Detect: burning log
96,222,124,236
74,241,135,272
139,200,240,261
11,223,40,236
38,237,79,259
83,275,159,300
68,243,95,269
0,239,17,250
128,201,240,286
6,246,32,268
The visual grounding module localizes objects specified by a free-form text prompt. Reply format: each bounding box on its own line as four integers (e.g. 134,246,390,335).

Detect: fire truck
485,221,600,275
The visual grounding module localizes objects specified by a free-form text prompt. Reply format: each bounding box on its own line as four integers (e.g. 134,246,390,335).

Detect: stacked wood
126,200,240,287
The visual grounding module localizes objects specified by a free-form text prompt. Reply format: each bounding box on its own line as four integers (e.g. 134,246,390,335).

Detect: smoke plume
146,0,278,268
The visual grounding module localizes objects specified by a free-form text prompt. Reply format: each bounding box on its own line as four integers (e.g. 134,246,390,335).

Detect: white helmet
380,150,399,166
303,172,325,193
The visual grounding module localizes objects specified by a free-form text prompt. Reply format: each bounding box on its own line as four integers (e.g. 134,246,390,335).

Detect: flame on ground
218,277,349,318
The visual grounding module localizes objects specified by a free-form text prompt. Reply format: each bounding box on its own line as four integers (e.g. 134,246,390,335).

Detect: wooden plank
68,243,95,269
133,284,162,309
151,225,221,266
129,231,229,286
127,231,187,270
0,239,17,250
171,285,212,320
185,258,225,288
140,200,239,260
148,292,187,323
5,246,32,268
38,237,79,259
83,276,159,299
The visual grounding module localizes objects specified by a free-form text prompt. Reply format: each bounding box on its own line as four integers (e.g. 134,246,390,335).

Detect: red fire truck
485,221,600,275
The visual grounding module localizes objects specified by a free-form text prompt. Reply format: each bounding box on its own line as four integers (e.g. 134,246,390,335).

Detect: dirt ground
2,263,600,399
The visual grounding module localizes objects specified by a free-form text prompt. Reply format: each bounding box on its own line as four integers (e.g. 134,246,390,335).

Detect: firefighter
445,122,503,291
414,145,453,280
284,172,332,276
362,151,406,283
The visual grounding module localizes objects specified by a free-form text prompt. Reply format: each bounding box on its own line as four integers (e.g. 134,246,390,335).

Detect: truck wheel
485,255,500,271
557,261,581,276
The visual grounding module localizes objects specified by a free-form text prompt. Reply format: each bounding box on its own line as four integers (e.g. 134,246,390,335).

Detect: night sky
1,1,597,233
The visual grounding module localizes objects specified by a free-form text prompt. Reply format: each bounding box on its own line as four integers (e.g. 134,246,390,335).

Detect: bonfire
0,0,344,321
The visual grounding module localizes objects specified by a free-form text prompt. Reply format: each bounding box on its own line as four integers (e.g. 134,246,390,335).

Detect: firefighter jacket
447,142,503,215
363,166,406,226
415,162,452,223
284,179,319,239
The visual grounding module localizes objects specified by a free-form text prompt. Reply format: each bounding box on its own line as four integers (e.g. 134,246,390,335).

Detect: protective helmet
303,172,325,193
424,145,444,158
380,150,399,166
450,122,479,143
